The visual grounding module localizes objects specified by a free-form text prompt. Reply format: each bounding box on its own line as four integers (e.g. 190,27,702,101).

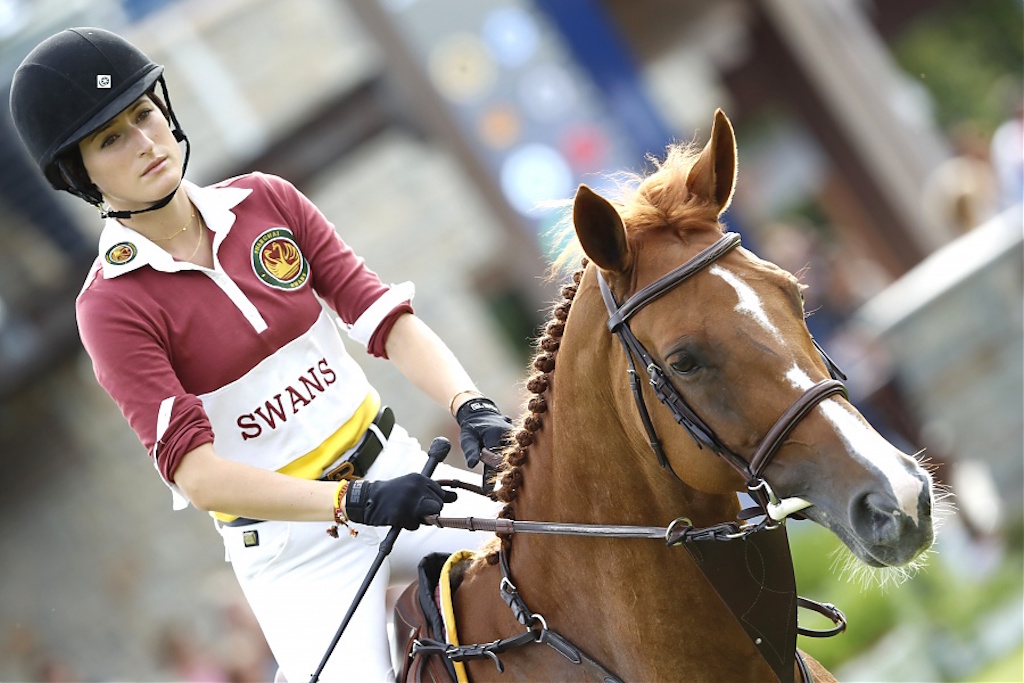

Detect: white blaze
785,365,925,522
710,266,782,341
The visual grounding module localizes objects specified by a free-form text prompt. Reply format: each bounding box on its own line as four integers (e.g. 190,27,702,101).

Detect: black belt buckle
323,406,395,481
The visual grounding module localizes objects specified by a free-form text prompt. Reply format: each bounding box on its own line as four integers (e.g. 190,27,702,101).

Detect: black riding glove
455,396,514,468
345,474,457,530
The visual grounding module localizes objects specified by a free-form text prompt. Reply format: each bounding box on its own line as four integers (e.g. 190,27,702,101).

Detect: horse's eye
668,353,699,376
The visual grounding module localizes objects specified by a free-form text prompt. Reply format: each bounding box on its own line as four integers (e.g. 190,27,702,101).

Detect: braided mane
483,142,706,563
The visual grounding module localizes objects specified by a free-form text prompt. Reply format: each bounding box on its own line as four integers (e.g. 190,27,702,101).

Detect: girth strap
796,650,814,683
497,548,624,682
411,547,623,683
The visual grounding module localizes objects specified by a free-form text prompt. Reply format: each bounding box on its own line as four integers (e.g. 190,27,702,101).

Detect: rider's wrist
454,396,500,424
449,389,483,416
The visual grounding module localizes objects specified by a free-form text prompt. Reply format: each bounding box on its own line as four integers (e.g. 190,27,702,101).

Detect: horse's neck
490,288,773,680
505,412,772,680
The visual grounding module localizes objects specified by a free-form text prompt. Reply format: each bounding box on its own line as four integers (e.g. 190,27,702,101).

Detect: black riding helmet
9,27,190,218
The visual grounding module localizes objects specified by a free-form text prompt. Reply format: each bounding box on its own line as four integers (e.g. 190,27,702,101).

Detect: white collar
97,179,253,279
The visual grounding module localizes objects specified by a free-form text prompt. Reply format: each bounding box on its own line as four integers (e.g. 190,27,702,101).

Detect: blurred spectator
990,99,1024,210
921,120,999,235
215,594,278,682
758,219,843,340
155,605,279,683
35,659,77,683
0,295,40,364
156,621,229,683
0,82,94,266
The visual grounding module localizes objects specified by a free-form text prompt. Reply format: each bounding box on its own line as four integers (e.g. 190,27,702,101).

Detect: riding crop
309,436,451,682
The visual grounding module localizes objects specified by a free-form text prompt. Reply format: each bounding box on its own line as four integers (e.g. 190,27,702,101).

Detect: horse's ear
573,184,630,273
686,108,737,215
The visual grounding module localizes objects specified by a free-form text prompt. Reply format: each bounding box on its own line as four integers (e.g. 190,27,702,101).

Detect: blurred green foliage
892,0,1024,134
790,518,1024,681
974,646,1024,682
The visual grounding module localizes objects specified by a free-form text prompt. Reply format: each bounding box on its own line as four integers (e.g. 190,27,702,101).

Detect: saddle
393,551,472,683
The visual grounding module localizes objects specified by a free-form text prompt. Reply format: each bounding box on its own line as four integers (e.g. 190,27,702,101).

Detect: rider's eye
668,353,699,376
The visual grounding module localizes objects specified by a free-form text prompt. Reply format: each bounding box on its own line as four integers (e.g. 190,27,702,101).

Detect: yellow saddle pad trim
211,390,380,522
440,549,476,683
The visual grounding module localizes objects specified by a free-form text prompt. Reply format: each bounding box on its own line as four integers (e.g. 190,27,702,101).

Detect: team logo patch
97,74,111,89
105,242,137,265
251,228,309,290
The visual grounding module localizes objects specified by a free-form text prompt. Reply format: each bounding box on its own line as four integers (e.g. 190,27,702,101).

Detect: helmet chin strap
101,130,191,220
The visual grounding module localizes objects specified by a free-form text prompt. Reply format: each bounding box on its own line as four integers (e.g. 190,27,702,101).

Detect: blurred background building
0,0,1020,680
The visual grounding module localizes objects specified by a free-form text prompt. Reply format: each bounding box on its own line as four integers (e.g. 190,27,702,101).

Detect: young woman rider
10,27,511,681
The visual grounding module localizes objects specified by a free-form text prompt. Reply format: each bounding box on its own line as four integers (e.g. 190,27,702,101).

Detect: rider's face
78,95,182,211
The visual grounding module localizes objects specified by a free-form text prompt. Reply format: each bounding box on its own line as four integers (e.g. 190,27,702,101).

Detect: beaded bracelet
327,480,357,538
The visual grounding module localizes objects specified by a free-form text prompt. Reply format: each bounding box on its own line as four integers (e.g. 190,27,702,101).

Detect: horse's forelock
550,142,708,274
624,142,710,231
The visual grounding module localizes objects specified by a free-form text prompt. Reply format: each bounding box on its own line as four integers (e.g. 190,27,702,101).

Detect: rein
423,510,847,637
420,510,845,681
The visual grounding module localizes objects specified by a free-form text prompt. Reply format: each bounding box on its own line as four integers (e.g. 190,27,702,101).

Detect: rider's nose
132,126,156,154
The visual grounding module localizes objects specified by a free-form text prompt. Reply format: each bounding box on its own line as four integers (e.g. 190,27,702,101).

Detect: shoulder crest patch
105,242,137,265
251,228,309,290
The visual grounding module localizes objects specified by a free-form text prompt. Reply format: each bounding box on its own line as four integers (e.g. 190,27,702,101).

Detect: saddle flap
393,552,462,683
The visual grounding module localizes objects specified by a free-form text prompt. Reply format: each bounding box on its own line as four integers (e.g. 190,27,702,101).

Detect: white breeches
217,424,501,682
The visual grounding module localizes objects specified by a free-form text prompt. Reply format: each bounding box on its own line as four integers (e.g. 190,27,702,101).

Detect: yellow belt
211,391,381,523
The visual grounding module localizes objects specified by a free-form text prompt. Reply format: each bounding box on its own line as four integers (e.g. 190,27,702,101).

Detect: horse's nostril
919,488,932,518
851,492,904,547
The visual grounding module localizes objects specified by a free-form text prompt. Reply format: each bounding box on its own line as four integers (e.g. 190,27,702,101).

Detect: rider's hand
455,396,513,468
345,474,456,530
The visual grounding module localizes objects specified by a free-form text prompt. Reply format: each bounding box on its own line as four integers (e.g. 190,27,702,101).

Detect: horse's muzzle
848,483,934,567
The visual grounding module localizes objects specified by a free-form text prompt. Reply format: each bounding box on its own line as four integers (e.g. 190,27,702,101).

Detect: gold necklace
151,208,196,242
184,220,205,262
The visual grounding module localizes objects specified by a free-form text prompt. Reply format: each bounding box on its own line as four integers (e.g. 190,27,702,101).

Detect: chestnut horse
410,110,935,682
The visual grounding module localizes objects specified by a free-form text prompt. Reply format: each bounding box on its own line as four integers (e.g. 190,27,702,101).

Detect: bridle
416,231,851,682
597,231,848,521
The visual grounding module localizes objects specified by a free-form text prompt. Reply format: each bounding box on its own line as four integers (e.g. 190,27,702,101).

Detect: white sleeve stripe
154,396,190,511
155,396,174,443
346,282,415,347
